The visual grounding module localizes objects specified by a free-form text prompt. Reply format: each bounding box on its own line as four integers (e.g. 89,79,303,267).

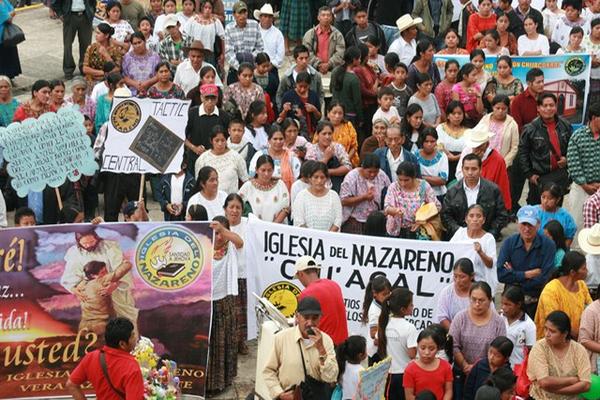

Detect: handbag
513,346,531,398
294,342,333,400
2,22,25,47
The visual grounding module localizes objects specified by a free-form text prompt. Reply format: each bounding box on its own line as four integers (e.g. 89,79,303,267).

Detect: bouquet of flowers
133,337,181,400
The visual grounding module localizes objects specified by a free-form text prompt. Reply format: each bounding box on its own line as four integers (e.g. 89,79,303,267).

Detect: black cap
297,296,322,316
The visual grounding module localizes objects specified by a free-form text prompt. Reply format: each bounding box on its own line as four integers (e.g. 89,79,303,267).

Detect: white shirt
290,180,310,206
109,20,134,43
450,227,498,292
388,36,416,67
243,126,269,151
551,17,590,48
586,254,600,288
174,59,223,95
341,362,363,400
463,179,481,207
194,149,249,194
182,16,225,51
212,241,238,300
292,189,342,231
71,0,85,12
176,11,193,27
384,317,418,374
91,82,109,103
170,174,185,206
437,124,467,154
503,313,536,366
259,24,285,69
367,301,382,357
386,148,405,183
186,190,228,219
153,14,172,41
511,0,553,9
372,107,400,124
517,34,550,55
239,180,289,222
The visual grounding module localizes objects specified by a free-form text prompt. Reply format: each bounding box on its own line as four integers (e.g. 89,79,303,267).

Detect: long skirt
279,0,311,40
206,295,238,393
0,44,22,79
236,278,247,347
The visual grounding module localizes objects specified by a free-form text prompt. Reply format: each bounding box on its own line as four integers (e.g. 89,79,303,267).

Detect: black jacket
442,178,508,238
344,22,388,55
508,7,544,38
518,115,572,179
51,0,96,21
157,171,195,221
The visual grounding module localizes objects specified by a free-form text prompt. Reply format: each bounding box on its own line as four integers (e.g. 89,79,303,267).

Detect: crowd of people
3,0,600,398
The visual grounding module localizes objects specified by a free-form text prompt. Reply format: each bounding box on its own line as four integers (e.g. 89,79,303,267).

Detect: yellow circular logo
136,226,205,291
262,281,302,317
111,100,142,133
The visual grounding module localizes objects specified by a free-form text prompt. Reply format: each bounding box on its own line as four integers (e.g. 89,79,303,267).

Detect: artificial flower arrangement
133,336,181,400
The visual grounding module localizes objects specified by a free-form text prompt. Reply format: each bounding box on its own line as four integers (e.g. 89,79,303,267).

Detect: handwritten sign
130,116,184,173
0,107,98,197
102,97,190,174
356,357,392,400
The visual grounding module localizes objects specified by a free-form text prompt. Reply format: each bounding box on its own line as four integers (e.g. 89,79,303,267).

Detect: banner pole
55,187,63,210
138,174,145,202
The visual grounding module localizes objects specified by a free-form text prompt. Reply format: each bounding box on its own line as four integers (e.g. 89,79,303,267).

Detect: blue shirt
534,206,577,240
497,233,556,296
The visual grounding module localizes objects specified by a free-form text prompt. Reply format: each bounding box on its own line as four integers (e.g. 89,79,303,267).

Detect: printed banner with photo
433,54,591,126
0,222,212,399
102,97,190,174
245,216,472,338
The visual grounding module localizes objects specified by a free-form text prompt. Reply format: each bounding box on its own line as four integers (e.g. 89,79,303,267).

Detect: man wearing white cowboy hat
388,14,422,66
579,224,600,294
254,4,285,70
455,125,512,211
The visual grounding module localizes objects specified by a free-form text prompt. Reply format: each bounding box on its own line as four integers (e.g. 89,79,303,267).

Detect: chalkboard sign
129,116,184,173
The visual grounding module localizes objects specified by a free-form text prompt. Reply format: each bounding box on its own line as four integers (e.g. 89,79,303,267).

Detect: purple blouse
121,50,161,95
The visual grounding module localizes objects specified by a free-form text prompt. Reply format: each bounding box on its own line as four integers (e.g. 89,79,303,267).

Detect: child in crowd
176,0,195,25
372,87,400,125
557,26,585,54
408,73,441,127
378,288,418,400
244,100,269,151
544,220,569,269
14,207,36,227
481,30,510,56
388,63,412,118
451,63,484,127
403,327,453,400
290,160,317,206
463,336,514,400
415,128,449,201
382,53,400,87
500,285,536,367
361,275,392,365
336,335,367,400
157,156,195,221
153,0,177,41
227,119,255,168
496,13,517,55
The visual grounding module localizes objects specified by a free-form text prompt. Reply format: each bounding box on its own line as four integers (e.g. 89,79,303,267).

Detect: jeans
380,24,400,48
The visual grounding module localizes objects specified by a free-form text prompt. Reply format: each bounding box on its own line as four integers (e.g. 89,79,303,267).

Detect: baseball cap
517,205,539,225
200,83,219,97
296,296,322,316
122,201,138,218
232,1,248,13
164,14,179,28
294,255,321,278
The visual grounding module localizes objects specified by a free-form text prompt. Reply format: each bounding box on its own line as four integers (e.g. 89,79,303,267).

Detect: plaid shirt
584,190,600,228
224,19,264,70
158,33,193,66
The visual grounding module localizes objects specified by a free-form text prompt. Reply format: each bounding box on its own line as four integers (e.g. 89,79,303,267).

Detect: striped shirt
224,19,264,70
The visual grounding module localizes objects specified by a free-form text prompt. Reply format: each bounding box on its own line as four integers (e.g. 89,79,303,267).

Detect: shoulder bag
3,22,25,47
293,342,333,400
99,350,126,400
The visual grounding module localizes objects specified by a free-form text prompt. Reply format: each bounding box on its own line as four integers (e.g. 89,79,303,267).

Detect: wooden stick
55,187,63,210
138,174,145,202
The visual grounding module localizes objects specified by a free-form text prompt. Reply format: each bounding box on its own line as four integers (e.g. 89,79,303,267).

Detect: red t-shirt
299,279,348,345
403,359,453,400
69,346,145,400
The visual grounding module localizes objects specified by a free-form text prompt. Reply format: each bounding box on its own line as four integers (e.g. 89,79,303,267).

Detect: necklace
252,178,277,191
214,244,228,260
